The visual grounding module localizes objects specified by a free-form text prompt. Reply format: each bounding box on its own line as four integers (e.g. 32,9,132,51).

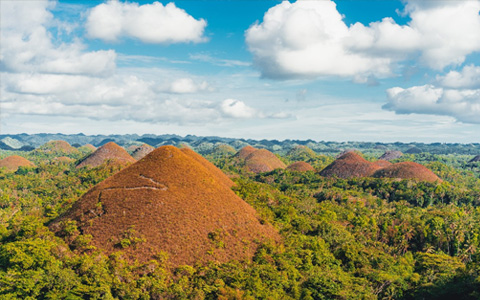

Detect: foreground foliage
0,150,480,299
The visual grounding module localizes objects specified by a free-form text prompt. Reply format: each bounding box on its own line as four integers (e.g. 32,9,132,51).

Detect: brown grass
286,161,314,172
76,142,136,169
244,149,286,174
319,151,381,178
235,146,257,160
51,145,279,266
132,144,155,160
0,155,35,172
373,160,392,168
373,161,442,183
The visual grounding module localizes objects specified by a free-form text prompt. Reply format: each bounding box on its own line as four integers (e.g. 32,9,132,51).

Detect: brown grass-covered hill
50,146,279,266
373,160,392,168
82,144,97,151
180,147,234,188
379,150,403,161
0,155,35,172
36,140,80,156
469,155,480,163
319,152,381,179
131,144,155,160
76,142,136,169
286,161,315,172
373,162,441,183
244,149,287,174
235,146,257,160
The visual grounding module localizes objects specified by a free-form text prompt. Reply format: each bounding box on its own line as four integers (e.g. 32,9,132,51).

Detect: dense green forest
1,144,480,299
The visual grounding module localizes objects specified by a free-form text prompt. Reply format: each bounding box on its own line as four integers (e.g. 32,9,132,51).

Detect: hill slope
319,152,381,178
0,155,35,172
373,162,442,183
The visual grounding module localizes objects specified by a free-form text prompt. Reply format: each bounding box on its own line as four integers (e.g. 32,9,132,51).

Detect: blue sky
1,0,479,142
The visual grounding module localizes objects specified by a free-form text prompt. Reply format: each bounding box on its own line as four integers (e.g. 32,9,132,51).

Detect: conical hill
235,146,257,160
0,155,35,172
286,161,314,172
373,162,441,183
319,151,381,178
76,142,136,168
51,146,279,266
131,144,155,160
379,150,403,161
244,149,286,173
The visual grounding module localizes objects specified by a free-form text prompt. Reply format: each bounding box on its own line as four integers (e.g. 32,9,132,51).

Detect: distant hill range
1,133,479,155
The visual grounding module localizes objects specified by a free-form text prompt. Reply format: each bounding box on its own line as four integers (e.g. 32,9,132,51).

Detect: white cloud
246,0,480,80
85,1,207,44
166,78,212,94
220,99,259,119
384,84,480,124
0,0,116,76
437,65,480,89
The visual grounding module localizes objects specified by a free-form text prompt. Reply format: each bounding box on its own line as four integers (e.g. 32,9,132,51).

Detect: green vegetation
1,146,480,299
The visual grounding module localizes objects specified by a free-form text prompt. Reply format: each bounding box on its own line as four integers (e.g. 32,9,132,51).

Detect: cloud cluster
246,0,480,80
1,0,278,128
385,65,480,124
86,1,207,44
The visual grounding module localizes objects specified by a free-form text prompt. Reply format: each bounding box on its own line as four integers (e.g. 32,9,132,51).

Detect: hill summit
76,142,136,168
373,162,441,183
0,155,35,172
131,144,155,160
319,151,381,178
51,146,279,266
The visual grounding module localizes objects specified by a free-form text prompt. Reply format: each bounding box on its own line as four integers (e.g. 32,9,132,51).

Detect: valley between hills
1,134,480,299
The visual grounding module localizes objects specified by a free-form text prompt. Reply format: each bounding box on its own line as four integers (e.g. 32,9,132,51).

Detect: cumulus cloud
166,78,212,94
0,0,116,76
220,99,260,119
86,1,207,44
384,85,480,124
246,0,480,80
437,65,480,89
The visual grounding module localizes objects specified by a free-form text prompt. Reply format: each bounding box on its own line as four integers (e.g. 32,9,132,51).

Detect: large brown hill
76,142,136,169
0,155,35,172
287,161,315,172
51,146,279,266
131,144,155,160
373,160,392,168
319,152,381,178
373,162,441,183
244,149,286,173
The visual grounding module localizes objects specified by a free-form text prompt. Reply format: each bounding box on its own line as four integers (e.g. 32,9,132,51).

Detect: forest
1,139,480,300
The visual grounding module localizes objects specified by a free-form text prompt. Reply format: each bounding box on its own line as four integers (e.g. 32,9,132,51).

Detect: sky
1,0,479,143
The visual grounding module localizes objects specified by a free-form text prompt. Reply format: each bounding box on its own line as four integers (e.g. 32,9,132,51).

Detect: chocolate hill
131,144,155,160
319,152,381,178
76,142,136,169
51,146,279,266
244,149,286,173
373,160,392,168
373,162,441,183
0,155,35,172
379,150,403,161
55,156,75,163
235,146,257,160
211,144,236,157
469,155,480,163
36,140,80,155
286,161,314,172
